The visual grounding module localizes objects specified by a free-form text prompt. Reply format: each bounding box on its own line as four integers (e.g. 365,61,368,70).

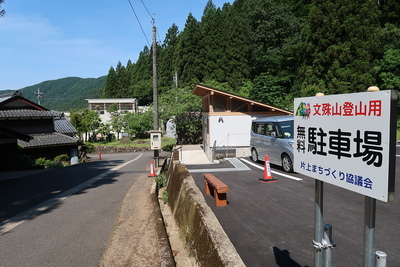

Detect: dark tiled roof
54,117,77,135
0,125,33,142
18,132,79,148
0,109,57,119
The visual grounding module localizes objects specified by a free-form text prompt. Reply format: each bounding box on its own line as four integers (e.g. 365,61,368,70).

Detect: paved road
188,147,400,267
0,152,154,267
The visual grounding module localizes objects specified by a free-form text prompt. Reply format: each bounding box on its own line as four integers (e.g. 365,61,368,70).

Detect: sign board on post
294,90,397,202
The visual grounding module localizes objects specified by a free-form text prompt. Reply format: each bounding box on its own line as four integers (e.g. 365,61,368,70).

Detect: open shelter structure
192,84,293,161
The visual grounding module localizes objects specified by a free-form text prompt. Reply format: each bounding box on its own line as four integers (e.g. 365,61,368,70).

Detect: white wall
209,115,257,147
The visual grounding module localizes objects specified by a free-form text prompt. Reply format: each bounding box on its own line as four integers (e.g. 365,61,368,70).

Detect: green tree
70,110,101,141
377,49,400,90
301,0,383,95
159,87,201,126
378,0,400,27
251,73,289,108
0,0,5,17
159,24,180,88
175,112,203,145
70,112,86,140
83,110,101,142
241,0,307,100
123,110,153,138
107,103,124,140
102,67,118,98
129,47,153,105
174,13,202,87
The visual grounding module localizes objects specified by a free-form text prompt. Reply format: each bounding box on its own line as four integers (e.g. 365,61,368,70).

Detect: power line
140,0,152,18
127,0,151,47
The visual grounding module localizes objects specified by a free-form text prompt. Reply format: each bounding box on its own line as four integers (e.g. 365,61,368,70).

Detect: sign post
294,90,397,267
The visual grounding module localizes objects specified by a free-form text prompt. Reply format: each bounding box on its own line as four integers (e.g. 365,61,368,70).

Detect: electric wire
140,0,152,18
139,0,162,43
133,0,161,44
127,0,151,47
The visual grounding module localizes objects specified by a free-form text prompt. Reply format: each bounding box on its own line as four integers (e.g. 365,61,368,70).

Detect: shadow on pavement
273,246,309,267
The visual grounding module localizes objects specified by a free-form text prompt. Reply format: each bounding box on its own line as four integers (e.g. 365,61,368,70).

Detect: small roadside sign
294,90,397,202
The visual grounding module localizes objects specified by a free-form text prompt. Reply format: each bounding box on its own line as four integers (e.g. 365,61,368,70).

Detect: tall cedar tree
241,0,308,106
301,0,383,95
175,13,202,87
103,0,400,111
158,24,180,88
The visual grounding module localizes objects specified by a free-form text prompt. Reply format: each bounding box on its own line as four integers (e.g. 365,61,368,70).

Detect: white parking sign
294,90,397,202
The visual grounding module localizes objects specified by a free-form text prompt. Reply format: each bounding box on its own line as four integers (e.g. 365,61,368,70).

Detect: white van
250,115,294,172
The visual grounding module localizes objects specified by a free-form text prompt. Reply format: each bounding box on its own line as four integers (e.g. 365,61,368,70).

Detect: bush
86,143,95,153
35,157,51,167
54,154,70,162
162,144,174,152
156,172,167,188
162,189,168,204
45,161,64,169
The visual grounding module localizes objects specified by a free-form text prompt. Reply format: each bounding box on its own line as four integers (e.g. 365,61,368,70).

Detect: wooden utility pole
152,17,160,165
152,18,159,131
34,88,44,105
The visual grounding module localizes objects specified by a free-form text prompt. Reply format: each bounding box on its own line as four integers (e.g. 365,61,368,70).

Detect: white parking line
239,158,303,181
188,158,250,173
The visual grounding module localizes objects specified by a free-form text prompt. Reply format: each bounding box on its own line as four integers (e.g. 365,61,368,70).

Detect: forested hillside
103,0,400,110
1,76,106,111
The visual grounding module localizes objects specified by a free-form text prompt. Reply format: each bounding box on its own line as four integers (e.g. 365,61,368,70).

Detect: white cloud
0,14,60,38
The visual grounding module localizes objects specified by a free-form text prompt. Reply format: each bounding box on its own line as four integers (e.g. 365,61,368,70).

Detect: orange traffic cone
259,155,277,183
148,160,157,177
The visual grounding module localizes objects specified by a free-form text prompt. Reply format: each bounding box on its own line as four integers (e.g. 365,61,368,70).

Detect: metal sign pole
314,180,324,267
363,196,376,267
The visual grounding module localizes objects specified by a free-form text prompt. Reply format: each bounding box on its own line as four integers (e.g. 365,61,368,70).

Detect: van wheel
282,154,293,173
251,148,259,162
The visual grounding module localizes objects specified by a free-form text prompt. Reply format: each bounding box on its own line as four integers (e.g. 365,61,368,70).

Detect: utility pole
152,16,160,166
152,17,159,131
34,88,44,105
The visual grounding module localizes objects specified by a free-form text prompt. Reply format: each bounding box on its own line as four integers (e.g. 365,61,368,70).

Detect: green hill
1,76,106,111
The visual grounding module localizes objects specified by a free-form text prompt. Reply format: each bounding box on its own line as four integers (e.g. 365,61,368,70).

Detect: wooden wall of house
0,142,19,171
0,119,54,134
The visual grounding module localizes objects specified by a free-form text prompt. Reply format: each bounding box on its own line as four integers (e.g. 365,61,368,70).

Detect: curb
153,162,176,267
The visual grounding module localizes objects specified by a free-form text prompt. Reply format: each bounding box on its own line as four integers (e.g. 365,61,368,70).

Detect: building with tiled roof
0,91,79,170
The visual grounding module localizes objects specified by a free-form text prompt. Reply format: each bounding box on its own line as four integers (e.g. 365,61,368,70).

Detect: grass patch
87,136,176,148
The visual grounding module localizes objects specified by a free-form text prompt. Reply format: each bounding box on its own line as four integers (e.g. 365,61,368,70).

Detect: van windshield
278,120,294,138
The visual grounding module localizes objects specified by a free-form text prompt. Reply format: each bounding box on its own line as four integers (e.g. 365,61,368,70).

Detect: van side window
265,123,277,137
256,123,265,135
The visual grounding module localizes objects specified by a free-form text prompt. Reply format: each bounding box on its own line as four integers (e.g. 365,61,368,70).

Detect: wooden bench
204,173,229,207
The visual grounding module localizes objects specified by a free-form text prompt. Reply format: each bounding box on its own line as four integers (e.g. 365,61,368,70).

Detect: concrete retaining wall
94,146,150,154
165,151,245,267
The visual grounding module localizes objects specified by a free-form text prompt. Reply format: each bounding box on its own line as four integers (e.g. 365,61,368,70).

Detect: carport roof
192,84,293,114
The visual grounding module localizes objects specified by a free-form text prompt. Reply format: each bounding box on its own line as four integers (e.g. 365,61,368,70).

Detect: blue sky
0,0,231,90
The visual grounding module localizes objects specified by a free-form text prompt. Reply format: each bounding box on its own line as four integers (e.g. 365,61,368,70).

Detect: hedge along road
0,152,153,267
187,150,400,267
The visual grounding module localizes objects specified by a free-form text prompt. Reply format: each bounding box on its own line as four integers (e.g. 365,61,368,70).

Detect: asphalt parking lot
186,153,400,267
